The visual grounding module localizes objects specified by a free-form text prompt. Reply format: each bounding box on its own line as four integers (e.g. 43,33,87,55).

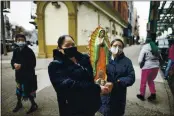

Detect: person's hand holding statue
100,85,109,95
104,82,113,93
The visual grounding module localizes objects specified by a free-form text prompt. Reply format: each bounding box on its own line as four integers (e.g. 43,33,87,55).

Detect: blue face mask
17,41,26,47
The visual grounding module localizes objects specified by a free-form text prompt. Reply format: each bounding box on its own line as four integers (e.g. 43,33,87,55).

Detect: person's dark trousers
57,95,71,116
29,96,37,105
72,113,95,116
17,94,22,103
107,113,124,116
26,96,38,114
13,94,22,112
165,59,174,77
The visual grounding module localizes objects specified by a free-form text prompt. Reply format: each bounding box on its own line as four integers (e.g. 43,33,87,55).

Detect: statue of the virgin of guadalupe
88,26,111,83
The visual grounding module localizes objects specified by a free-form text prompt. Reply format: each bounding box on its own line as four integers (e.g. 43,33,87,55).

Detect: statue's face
99,30,105,38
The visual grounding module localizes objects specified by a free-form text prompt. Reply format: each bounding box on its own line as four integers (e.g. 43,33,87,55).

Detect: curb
159,70,174,115
163,80,174,116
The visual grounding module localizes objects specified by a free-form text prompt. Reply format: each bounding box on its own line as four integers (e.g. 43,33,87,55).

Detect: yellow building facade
35,1,127,58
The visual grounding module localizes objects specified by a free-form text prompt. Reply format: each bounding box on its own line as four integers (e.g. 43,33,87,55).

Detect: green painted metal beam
159,1,166,14
160,1,174,22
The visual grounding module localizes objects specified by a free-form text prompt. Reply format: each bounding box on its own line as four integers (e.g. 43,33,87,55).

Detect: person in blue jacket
48,35,109,116
99,39,135,116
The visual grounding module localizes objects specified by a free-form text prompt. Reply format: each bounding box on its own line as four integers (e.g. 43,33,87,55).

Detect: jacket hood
52,49,88,64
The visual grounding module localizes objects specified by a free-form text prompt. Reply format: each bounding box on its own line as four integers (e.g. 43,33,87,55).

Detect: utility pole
1,1,7,55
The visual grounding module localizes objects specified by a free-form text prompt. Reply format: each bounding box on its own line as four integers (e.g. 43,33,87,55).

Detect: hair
169,40,174,47
57,35,74,49
150,33,156,42
171,40,174,44
146,38,159,56
111,39,124,48
145,38,152,43
15,34,26,41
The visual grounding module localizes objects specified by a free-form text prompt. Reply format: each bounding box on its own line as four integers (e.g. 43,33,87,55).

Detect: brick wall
112,1,128,23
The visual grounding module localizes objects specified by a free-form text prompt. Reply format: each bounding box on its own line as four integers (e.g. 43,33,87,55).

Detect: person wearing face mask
48,35,109,116
99,39,135,116
11,34,38,114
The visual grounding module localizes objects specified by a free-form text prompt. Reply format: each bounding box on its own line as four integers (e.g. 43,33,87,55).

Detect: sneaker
136,94,145,101
13,102,23,112
26,103,38,114
148,94,156,101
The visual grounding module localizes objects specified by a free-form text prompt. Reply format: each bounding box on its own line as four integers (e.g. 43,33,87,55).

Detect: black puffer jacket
99,53,135,116
48,49,101,116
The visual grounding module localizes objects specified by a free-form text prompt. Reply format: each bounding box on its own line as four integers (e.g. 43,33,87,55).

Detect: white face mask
17,41,26,47
110,46,119,54
110,46,123,55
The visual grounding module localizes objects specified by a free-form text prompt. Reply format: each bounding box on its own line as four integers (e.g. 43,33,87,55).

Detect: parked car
156,38,169,71
6,39,14,51
157,39,169,59
157,37,174,73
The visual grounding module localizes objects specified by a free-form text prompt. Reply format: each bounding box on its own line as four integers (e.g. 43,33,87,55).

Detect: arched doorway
36,1,77,58
45,2,68,57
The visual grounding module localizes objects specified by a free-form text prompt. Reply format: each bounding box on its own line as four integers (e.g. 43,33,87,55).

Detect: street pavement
1,45,174,116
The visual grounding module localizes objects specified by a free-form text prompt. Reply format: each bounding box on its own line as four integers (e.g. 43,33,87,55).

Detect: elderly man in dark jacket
99,39,135,116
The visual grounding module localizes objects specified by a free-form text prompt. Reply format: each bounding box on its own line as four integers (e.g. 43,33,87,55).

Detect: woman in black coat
11,34,38,114
48,35,109,116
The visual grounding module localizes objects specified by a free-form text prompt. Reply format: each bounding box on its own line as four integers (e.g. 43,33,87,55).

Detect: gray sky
7,1,35,31
134,1,150,39
8,1,150,38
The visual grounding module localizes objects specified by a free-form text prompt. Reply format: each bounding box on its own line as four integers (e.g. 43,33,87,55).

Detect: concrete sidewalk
1,48,52,94
125,45,174,116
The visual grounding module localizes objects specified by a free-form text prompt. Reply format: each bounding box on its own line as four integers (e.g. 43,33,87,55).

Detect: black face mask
63,47,77,58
